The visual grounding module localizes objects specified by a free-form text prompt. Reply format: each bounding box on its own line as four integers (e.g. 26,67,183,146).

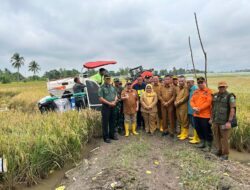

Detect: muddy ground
60,131,250,190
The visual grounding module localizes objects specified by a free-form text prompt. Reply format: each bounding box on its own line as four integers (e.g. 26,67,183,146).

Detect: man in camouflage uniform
113,78,124,135
210,81,236,161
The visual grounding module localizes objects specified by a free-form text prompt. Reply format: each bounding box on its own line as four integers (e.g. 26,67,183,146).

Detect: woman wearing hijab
140,84,158,134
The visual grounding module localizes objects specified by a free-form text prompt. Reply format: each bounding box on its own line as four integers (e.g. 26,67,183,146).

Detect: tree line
1,52,249,84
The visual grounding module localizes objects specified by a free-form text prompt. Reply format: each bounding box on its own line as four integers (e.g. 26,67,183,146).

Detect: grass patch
164,147,220,189
113,137,150,168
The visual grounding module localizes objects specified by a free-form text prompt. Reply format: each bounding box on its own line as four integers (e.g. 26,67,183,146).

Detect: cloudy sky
0,0,249,75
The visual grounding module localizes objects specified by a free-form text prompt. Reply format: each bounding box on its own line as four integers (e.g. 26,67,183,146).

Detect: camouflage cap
104,74,111,79
113,78,120,82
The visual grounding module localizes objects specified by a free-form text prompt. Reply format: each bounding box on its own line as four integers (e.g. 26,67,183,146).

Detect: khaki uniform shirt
121,89,138,114
159,85,176,105
175,86,189,110
153,83,162,98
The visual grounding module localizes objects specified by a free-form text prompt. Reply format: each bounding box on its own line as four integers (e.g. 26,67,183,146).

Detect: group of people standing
98,72,236,161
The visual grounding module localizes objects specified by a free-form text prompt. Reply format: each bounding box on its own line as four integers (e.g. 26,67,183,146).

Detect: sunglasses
127,83,132,85
198,81,204,84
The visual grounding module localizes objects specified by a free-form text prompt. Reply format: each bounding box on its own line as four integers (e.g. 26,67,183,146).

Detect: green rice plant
0,110,101,189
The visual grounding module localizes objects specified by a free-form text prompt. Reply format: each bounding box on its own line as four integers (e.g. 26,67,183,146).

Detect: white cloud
0,0,250,76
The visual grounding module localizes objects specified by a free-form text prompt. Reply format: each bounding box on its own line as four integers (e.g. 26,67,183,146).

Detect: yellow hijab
143,84,156,105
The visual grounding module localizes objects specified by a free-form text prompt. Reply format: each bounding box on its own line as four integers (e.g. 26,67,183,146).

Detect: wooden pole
194,12,208,86
188,36,197,79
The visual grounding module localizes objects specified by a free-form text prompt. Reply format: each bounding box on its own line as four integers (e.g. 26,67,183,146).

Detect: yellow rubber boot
124,123,130,137
189,129,195,140
189,136,194,140
177,127,183,138
159,120,164,132
189,129,200,144
179,128,189,140
132,122,139,135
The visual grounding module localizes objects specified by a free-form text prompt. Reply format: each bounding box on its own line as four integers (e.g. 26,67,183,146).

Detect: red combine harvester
128,66,154,86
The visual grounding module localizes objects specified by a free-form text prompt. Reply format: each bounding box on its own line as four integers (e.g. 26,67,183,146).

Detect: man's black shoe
211,149,222,156
220,155,229,161
196,140,205,148
104,139,111,143
110,136,119,140
169,133,175,138
162,132,169,136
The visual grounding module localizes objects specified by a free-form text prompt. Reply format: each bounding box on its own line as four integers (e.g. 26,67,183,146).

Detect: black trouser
137,104,145,129
194,117,213,142
75,99,85,111
101,104,115,140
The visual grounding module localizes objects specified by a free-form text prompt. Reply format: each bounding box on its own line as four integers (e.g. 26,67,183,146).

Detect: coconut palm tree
10,53,25,82
28,61,41,76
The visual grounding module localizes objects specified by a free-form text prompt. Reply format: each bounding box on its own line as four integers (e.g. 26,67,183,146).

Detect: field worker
152,76,163,131
121,80,139,137
98,74,118,143
159,75,176,137
90,68,107,85
210,81,236,161
172,75,179,90
73,77,86,110
172,75,179,133
186,77,199,144
140,84,158,134
133,76,146,129
174,76,189,140
144,76,152,85
159,77,163,84
191,76,213,151
113,78,124,136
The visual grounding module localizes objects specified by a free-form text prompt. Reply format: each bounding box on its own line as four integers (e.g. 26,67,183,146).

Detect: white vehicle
38,60,117,113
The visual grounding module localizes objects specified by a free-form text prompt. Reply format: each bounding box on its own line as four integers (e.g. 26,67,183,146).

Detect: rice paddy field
0,74,249,189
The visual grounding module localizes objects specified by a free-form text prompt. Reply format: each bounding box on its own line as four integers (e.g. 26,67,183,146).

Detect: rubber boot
179,128,189,140
132,122,139,135
202,141,212,152
196,140,205,148
189,129,200,144
177,127,183,138
189,128,195,140
189,136,194,140
124,123,130,137
159,120,164,132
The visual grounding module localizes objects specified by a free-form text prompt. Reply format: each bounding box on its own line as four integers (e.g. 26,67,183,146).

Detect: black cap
99,68,106,72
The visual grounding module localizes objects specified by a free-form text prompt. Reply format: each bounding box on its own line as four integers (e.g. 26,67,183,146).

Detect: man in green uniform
113,78,124,135
91,68,107,85
98,74,118,143
210,81,236,160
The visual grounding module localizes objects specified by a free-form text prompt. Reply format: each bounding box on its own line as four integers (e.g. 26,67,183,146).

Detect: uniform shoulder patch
229,95,236,103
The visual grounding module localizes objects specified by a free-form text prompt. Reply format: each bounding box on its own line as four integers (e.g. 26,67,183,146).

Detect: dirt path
61,131,250,190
